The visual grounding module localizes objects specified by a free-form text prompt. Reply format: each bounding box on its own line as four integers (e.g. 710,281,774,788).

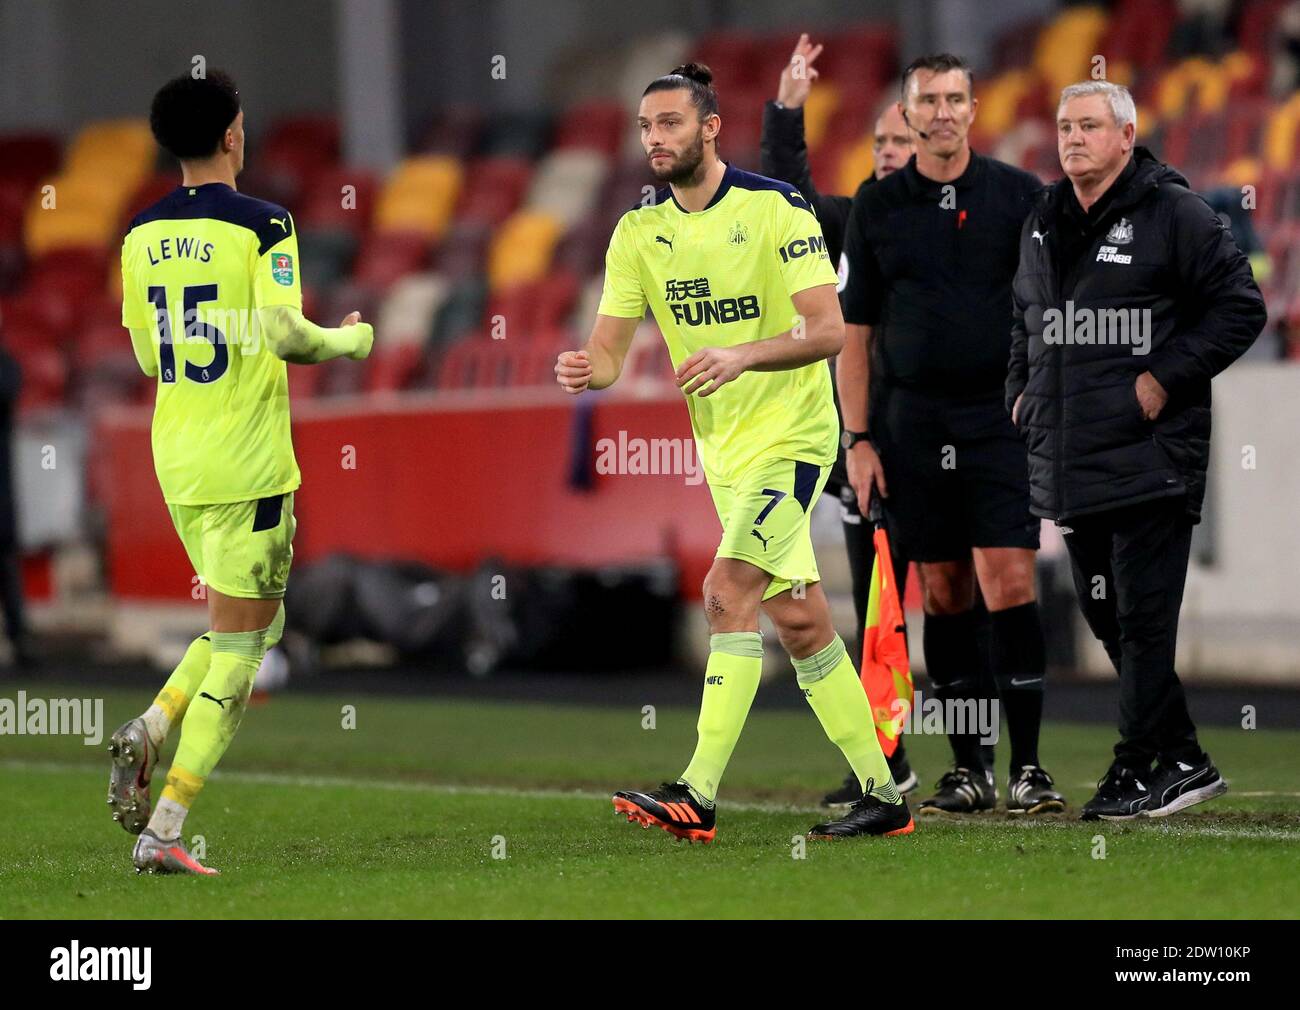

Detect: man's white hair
1058,81,1137,133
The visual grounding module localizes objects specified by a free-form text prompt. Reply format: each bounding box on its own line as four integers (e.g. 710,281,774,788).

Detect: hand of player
1136,370,1168,420
340,312,374,361
846,440,887,514
555,349,592,394
776,33,823,109
1012,392,1023,426
675,345,748,397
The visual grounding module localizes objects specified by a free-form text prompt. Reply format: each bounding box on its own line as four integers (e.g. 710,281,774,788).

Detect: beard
650,127,706,184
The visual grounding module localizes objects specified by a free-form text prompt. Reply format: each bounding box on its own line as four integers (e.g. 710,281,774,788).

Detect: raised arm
761,33,852,263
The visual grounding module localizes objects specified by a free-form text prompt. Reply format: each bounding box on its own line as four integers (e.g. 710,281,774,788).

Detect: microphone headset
901,107,929,141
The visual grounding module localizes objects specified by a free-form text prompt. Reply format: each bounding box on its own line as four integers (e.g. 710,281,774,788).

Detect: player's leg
731,457,910,838
108,503,215,834
612,554,768,843
821,481,874,806
135,494,294,873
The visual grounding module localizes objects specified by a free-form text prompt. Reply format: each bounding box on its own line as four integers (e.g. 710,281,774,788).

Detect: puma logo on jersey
750,529,772,551
655,234,674,252
270,216,289,233
1032,229,1049,245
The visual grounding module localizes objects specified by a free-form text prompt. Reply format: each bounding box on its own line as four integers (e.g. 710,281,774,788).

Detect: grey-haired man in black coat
1007,81,1266,820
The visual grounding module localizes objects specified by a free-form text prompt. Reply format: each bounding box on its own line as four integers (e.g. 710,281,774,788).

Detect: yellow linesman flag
861,524,913,757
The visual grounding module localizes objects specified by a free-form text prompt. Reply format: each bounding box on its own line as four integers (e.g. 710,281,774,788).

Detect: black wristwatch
840,429,871,450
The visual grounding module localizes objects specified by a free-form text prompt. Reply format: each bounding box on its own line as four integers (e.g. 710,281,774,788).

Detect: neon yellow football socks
680,631,763,805
150,626,267,839
141,633,212,748
795,635,901,804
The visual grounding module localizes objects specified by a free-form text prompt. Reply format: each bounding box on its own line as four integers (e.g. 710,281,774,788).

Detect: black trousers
1060,497,1201,770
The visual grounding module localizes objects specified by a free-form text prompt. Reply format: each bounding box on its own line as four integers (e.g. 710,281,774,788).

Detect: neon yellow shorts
707,457,832,602
167,492,296,599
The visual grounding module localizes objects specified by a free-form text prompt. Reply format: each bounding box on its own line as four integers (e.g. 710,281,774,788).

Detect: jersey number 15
148,284,229,384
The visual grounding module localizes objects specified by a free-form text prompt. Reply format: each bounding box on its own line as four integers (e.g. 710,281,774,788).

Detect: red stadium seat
12,344,67,413
692,33,760,92
2,292,71,346
0,132,62,194
416,106,484,159
120,173,180,231
552,101,626,156
299,167,378,234
363,343,423,392
455,158,533,227
350,232,430,294
287,361,325,400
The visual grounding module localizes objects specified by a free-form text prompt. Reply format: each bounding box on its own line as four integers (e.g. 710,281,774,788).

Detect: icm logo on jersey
664,277,760,326
778,234,828,263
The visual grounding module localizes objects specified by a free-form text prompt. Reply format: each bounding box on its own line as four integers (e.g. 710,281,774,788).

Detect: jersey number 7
148,284,229,384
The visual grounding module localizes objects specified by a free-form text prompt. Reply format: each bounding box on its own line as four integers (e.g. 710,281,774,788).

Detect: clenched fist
555,349,592,394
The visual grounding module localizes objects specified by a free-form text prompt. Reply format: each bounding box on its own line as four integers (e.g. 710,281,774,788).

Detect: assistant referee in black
839,54,1063,815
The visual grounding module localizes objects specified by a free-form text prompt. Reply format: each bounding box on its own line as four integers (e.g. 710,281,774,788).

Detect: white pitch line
6,759,1299,840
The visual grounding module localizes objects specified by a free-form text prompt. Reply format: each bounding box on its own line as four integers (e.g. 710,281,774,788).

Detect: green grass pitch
1,685,1296,918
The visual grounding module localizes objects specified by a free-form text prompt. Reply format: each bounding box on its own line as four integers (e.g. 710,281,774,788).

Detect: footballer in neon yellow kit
556,63,913,842
108,70,373,875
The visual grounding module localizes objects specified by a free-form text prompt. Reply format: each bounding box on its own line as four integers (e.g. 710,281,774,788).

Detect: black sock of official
972,595,998,770
990,601,1047,771
922,609,984,771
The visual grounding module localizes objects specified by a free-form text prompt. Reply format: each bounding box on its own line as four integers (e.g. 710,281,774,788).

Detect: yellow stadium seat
1263,95,1300,172
1223,51,1255,78
977,69,1035,139
1106,61,1134,88
1220,156,1260,189
374,155,462,239
835,136,874,197
803,83,840,150
487,210,563,291
23,173,130,255
1034,6,1109,95
65,119,156,189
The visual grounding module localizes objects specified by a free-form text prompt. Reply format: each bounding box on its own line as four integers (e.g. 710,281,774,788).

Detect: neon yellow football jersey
597,162,841,485
121,182,303,505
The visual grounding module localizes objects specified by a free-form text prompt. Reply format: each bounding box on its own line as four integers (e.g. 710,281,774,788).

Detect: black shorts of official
875,386,1039,563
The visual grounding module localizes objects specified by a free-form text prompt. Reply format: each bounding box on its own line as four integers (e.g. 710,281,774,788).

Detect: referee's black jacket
1006,146,1266,523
